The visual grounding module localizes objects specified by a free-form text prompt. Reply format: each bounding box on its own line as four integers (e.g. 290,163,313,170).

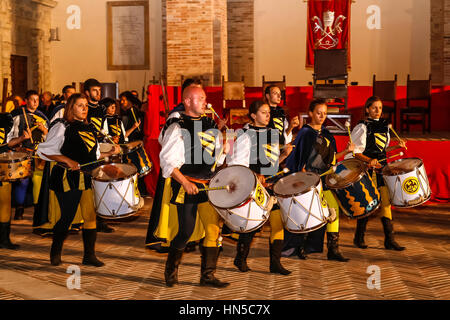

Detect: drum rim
207,164,256,209
91,163,137,182
0,151,32,163
121,140,143,154
381,157,424,177
390,193,431,208
325,159,368,190
273,172,321,198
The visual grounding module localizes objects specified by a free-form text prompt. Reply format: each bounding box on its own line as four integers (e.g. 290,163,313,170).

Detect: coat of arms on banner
312,10,346,49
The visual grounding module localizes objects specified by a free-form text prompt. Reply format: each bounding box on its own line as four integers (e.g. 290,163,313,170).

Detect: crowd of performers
0,78,408,288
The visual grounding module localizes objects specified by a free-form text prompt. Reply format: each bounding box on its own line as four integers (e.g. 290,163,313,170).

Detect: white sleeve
345,123,367,159
50,109,64,124
36,122,66,161
284,118,292,144
227,131,251,168
121,122,128,142
159,123,185,178
6,115,21,142
158,112,181,145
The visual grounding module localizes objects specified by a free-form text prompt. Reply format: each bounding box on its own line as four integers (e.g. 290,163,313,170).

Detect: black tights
171,203,198,250
53,190,82,234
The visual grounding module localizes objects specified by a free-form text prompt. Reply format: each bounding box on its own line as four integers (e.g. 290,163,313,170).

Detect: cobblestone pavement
0,198,449,300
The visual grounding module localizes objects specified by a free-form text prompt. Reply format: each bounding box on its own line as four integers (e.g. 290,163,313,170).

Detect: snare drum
382,157,431,207
274,172,330,233
326,159,381,219
208,165,273,233
91,163,142,219
121,140,152,177
0,151,33,181
99,143,121,163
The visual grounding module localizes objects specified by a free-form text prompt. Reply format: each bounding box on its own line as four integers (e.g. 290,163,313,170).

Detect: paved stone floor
0,198,449,300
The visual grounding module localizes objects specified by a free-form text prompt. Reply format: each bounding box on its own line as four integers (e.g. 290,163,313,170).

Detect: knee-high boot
327,232,349,262
353,217,369,249
0,222,20,250
200,246,230,288
269,240,291,275
82,229,104,267
381,217,405,251
50,230,69,266
165,247,184,287
234,241,252,272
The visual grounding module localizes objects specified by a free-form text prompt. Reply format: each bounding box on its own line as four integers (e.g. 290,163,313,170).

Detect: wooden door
10,55,28,98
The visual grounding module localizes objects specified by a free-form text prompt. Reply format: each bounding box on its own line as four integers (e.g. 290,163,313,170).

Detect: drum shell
0,152,33,181
122,141,152,177
275,179,330,233
382,158,431,207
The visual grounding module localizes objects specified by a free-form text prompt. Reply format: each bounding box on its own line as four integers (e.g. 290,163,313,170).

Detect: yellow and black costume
347,118,405,251
37,120,104,266
159,113,228,288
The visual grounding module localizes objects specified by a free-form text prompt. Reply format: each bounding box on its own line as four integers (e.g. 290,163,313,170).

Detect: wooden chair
373,74,397,128
312,49,348,111
400,74,432,133
222,75,247,125
262,75,286,106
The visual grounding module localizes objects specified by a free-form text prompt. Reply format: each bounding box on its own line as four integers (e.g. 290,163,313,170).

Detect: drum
325,158,381,219
99,143,121,163
274,171,330,233
121,141,152,177
0,151,33,181
382,157,431,207
208,165,273,233
91,163,143,219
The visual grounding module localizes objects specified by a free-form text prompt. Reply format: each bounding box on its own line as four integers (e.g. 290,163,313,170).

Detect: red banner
306,0,351,67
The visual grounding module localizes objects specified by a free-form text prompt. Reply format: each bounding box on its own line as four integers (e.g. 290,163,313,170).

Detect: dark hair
83,78,101,92
182,78,202,92
62,85,75,94
99,97,116,109
64,93,88,123
308,98,327,113
364,96,382,111
119,91,141,107
264,85,279,96
25,90,39,100
248,100,268,120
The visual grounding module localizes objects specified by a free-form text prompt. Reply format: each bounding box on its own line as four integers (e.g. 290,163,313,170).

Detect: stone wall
430,0,450,85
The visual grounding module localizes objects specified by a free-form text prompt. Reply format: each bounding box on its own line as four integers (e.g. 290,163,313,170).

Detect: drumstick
266,168,289,180
198,185,230,192
22,107,34,144
378,152,404,163
207,103,229,130
345,121,354,156
100,129,123,156
211,133,228,172
130,108,141,132
388,124,407,150
320,165,337,177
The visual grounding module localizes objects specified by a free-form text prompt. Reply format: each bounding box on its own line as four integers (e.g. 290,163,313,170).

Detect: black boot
96,218,114,233
269,240,291,275
14,206,24,220
82,229,105,267
327,232,349,262
234,241,251,272
354,217,369,249
200,246,230,288
0,222,20,250
184,241,197,253
164,247,184,287
50,230,68,266
296,234,308,259
381,217,405,251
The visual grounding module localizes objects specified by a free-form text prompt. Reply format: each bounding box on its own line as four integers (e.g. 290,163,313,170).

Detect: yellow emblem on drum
320,192,328,208
254,184,266,207
402,177,419,194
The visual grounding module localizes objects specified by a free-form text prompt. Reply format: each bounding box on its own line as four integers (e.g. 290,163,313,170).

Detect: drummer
346,96,406,251
284,99,354,262
37,93,121,266
0,113,32,249
100,97,137,145
7,90,49,220
159,86,229,288
228,100,293,275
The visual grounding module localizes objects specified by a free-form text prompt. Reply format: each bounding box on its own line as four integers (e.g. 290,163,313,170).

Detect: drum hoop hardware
273,172,320,198
382,157,424,177
0,156,32,163
92,164,137,183
224,204,268,234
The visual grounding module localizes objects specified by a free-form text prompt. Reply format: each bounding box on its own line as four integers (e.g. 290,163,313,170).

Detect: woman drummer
37,93,120,266
284,99,354,262
347,96,406,251
228,100,293,275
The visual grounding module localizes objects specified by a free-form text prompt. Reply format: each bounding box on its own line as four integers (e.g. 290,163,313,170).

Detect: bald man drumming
158,87,229,288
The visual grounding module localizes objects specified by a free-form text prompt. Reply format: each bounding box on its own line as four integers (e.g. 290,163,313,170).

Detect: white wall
253,0,430,86
50,0,163,97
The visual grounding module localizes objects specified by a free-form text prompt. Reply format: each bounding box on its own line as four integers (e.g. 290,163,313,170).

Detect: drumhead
273,172,320,197
325,158,366,189
92,163,137,182
382,158,423,176
208,165,256,209
0,151,30,163
121,141,143,154
99,143,115,153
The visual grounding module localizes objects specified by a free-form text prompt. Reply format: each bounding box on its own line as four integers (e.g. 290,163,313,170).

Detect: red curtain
306,0,351,67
